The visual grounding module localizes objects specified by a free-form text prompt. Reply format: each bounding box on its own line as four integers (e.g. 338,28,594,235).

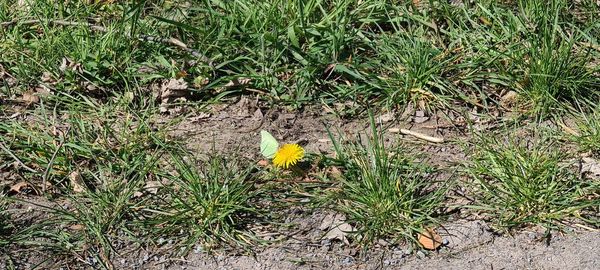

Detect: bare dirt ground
3,98,599,269
156,99,600,270
171,219,600,270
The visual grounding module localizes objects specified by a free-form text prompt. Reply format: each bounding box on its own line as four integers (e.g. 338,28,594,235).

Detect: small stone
416,251,426,259
377,239,389,246
404,248,413,255
378,112,395,123
443,239,450,246
528,232,537,240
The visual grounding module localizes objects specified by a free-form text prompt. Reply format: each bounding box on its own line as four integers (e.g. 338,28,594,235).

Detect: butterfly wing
260,130,279,159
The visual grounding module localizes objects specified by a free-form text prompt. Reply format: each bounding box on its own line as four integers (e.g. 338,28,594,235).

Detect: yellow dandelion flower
272,144,304,169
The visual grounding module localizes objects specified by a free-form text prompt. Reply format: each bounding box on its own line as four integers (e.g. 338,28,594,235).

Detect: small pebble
377,239,389,246
416,251,426,259
443,239,450,246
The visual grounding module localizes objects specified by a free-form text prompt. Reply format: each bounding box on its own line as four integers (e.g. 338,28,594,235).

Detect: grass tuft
326,113,447,245
465,132,598,231
142,153,257,253
377,32,457,109
0,97,168,193
569,107,600,156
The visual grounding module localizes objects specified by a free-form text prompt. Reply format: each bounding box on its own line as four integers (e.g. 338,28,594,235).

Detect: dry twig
390,128,445,143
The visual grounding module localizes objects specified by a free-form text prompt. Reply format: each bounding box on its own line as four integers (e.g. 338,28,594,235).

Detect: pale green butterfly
260,130,279,159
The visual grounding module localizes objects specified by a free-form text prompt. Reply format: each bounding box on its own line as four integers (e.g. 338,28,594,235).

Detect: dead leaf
59,57,82,73
324,222,355,245
69,224,85,231
9,181,34,194
378,112,394,123
582,157,600,179
257,160,269,167
414,110,429,123
85,83,101,93
21,92,40,104
418,227,443,250
160,78,188,100
319,213,337,230
143,181,160,194
176,70,188,79
320,213,355,245
40,71,54,83
224,77,251,88
500,91,518,108
133,181,161,198
69,171,85,193
189,112,211,122
35,84,52,96
253,108,263,119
